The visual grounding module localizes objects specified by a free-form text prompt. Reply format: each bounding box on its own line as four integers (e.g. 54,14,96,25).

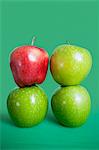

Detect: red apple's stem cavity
31,36,36,46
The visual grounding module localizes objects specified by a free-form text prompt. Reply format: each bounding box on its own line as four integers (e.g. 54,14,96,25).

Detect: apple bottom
7,86,48,128
51,85,91,127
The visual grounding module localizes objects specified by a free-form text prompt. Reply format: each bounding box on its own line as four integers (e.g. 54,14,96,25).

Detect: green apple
7,86,48,127
50,45,92,85
51,85,91,127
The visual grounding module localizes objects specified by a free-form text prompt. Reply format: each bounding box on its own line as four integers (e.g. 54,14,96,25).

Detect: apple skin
51,85,91,127
50,45,92,86
10,46,49,87
7,86,48,127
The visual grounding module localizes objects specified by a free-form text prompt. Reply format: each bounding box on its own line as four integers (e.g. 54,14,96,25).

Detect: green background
1,0,99,149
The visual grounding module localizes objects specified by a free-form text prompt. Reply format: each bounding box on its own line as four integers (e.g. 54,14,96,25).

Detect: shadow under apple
1,113,14,127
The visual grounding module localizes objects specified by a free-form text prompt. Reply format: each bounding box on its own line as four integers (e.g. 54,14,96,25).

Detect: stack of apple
7,38,49,127
7,38,92,128
50,44,92,127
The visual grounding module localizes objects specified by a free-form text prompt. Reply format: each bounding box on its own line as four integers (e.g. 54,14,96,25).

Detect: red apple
10,38,49,87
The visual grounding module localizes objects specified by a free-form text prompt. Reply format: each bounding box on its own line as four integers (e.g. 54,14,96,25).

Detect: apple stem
31,36,36,46
66,41,70,45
